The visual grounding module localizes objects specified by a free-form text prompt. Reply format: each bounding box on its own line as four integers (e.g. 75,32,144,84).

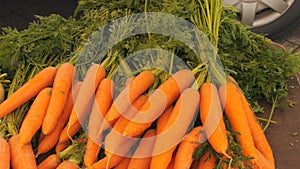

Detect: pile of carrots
0,62,275,169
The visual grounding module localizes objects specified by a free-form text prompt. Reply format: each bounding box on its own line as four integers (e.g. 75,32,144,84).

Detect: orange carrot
123,69,195,137
56,160,79,169
219,83,257,161
151,88,199,169
55,141,70,153
156,106,174,134
84,78,114,167
42,63,75,135
68,64,106,128
37,82,81,156
37,154,61,169
0,137,10,169
0,66,57,118
173,126,203,169
9,135,37,169
199,83,230,158
59,122,82,143
253,148,274,169
128,129,156,169
236,86,275,167
167,152,176,169
104,95,149,151
19,87,52,146
90,155,124,169
104,70,155,123
114,157,131,169
198,149,216,169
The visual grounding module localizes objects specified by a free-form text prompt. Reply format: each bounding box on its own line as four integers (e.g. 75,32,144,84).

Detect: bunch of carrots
0,62,275,169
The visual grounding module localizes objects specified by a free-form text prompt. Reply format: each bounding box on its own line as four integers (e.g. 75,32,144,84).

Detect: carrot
104,95,149,152
0,66,57,118
9,134,37,169
151,88,199,169
37,154,61,169
19,87,52,146
199,83,230,158
84,78,114,167
37,82,81,156
219,83,258,161
55,141,70,153
167,152,176,169
236,85,275,167
128,129,156,169
42,63,75,135
104,70,155,123
156,106,174,134
89,155,124,169
59,122,82,142
0,137,10,169
114,157,131,169
173,126,203,169
123,69,195,137
56,160,79,169
198,149,216,169
68,64,106,128
253,148,274,169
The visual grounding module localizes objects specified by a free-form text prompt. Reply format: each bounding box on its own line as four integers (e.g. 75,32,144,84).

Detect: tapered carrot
219,83,257,161
104,95,149,151
37,154,61,169
59,122,82,142
128,129,156,169
55,141,70,153
123,69,195,137
151,88,199,169
56,160,79,169
199,83,230,158
198,149,216,169
89,155,124,169
173,126,203,169
42,63,75,135
253,148,274,169
19,87,52,146
9,135,37,169
0,66,57,118
84,78,114,167
104,70,155,123
37,82,81,156
236,85,275,167
0,137,10,169
68,64,106,128
114,157,131,169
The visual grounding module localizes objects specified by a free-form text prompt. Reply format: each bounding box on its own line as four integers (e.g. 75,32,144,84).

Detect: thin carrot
173,126,203,169
104,70,155,123
89,155,124,169
37,154,61,169
156,106,174,134
199,83,230,158
0,66,57,118
42,63,75,135
219,83,258,161
253,148,274,169
37,82,81,156
235,85,275,167
123,69,195,137
59,122,82,143
104,95,149,152
68,64,106,128
19,87,52,146
9,134,37,169
55,141,70,153
0,137,10,169
198,149,216,169
114,157,131,169
84,78,114,167
127,129,156,169
151,88,200,169
56,160,79,169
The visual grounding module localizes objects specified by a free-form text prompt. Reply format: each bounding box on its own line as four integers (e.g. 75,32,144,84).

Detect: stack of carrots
0,62,274,169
